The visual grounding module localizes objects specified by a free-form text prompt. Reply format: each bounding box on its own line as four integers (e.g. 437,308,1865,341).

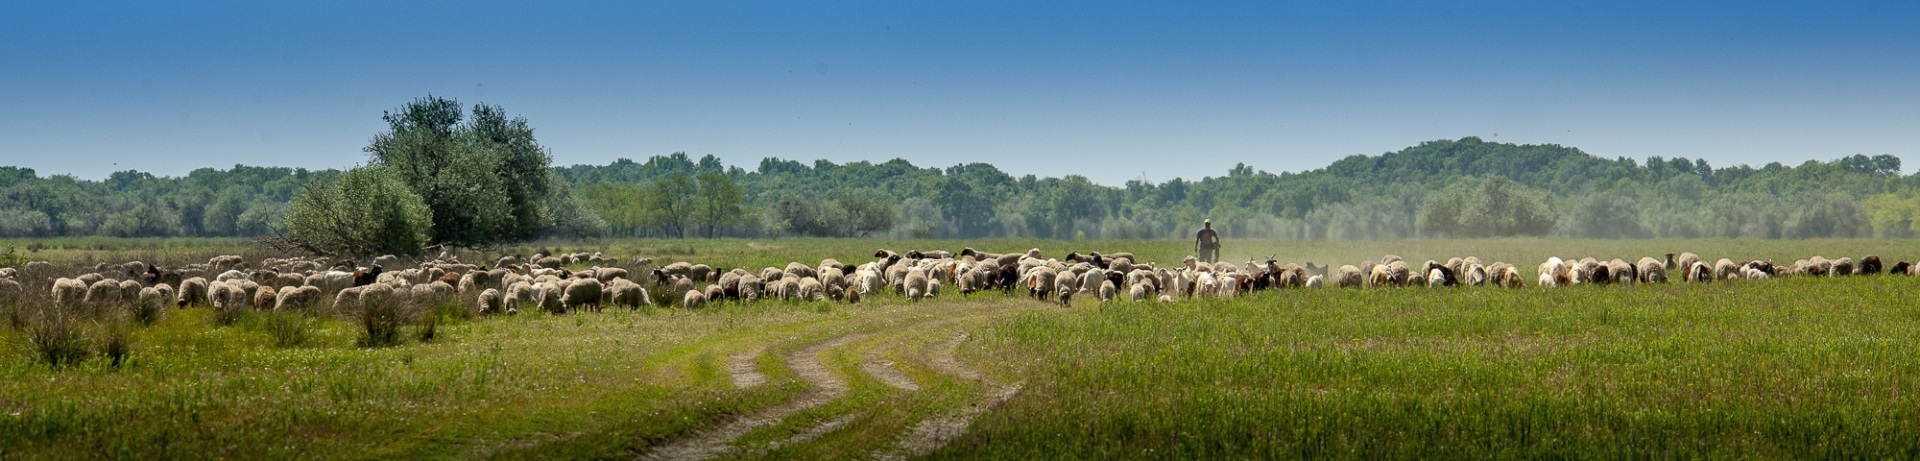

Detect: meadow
2,237,1919,459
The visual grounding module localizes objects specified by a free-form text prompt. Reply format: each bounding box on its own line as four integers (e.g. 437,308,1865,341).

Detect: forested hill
2,137,1914,241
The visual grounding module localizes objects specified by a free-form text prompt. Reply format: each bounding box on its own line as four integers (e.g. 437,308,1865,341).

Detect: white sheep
176,277,209,307
1334,265,1362,289
84,279,123,307
275,285,322,310
606,279,650,308
478,288,505,315
898,266,929,303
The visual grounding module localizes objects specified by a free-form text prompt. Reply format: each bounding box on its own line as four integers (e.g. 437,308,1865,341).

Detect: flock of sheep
0,247,1908,320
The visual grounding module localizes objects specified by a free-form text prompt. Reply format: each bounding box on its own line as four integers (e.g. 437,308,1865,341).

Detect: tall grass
4,237,1920,459
947,276,1920,458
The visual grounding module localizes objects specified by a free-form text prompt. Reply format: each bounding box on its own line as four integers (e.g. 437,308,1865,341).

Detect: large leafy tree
694,172,745,238
365,95,555,248
645,174,697,238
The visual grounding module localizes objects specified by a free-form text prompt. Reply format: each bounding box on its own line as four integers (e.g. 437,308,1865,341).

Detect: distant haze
3,1,1916,185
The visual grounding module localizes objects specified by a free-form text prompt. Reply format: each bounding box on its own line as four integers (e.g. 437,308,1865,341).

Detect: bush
281,166,434,257
99,315,134,368
26,300,90,367
262,310,313,348
357,297,408,348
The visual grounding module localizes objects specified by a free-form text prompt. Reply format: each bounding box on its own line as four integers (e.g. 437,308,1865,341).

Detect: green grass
948,276,1920,459
3,237,1920,459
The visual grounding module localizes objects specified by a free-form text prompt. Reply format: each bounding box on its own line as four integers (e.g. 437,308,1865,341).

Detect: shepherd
1195,219,1220,264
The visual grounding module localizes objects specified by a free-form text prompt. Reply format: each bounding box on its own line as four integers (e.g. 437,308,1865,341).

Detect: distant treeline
3,136,1916,241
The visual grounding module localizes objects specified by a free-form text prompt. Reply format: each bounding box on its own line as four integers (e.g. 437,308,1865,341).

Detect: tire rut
727,346,768,389
861,355,920,392
875,332,1023,461
639,333,866,461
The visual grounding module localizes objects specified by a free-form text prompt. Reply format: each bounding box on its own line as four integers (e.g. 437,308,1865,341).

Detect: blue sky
2,1,1916,185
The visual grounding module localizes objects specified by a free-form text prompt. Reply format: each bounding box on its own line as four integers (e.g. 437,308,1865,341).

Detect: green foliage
694,172,747,238
283,167,434,257
646,174,698,238
1417,177,1557,237
25,302,90,367
2,136,1916,240
365,95,557,247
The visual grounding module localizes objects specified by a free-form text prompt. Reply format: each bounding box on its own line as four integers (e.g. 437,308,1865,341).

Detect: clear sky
3,1,1916,185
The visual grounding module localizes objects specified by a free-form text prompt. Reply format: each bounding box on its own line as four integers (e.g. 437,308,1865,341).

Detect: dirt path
639,333,866,461
875,332,1024,461
727,346,767,389
860,355,920,392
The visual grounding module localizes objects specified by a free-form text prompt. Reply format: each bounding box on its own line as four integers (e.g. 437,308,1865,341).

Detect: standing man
1195,219,1220,264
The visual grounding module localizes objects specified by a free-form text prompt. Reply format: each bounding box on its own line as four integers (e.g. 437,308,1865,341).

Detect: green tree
646,174,697,238
365,95,558,248
831,191,894,237
282,167,434,256
694,172,746,238
1417,177,1557,237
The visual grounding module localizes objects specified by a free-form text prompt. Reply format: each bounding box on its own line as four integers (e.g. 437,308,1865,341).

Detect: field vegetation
3,237,1919,458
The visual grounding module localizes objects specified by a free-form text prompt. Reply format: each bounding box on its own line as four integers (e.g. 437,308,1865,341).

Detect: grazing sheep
1637,257,1668,283
135,287,168,320
1685,261,1713,283
1368,264,1392,288
84,279,123,307
904,267,931,302
1606,259,1634,284
1128,283,1148,302
606,279,650,308
1713,259,1738,280
593,267,630,283
1891,261,1912,275
176,277,209,307
682,289,707,308
477,288,505,315
209,280,246,311
538,280,569,314
1027,267,1059,301
1489,263,1524,289
275,285,322,310
1539,257,1570,287
1098,280,1117,302
369,254,400,269
1831,257,1855,277
1334,265,1363,289
0,278,23,303
1673,253,1701,273
1304,275,1325,288
1385,260,1414,287
208,255,245,271
844,285,862,304
1857,255,1882,275
1463,265,1488,286
796,278,824,301
252,287,277,311
1055,275,1075,307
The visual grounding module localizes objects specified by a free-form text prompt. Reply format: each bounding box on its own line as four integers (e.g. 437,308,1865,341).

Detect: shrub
356,294,408,348
99,315,134,368
25,299,90,367
262,310,313,348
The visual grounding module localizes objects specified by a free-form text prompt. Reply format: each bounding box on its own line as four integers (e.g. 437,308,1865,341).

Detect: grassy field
3,237,1920,459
